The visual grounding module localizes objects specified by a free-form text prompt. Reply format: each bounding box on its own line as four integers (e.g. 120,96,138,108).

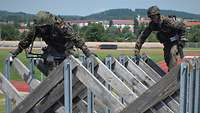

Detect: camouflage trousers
163,44,179,71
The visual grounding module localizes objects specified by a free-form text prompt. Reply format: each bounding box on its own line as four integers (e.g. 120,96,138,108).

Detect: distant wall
1,41,200,49
0,41,164,49
185,42,200,48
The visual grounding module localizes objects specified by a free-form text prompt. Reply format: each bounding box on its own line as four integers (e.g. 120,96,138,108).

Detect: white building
110,20,135,32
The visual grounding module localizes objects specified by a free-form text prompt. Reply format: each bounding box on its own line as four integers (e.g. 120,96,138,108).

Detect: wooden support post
120,64,181,113
0,72,23,104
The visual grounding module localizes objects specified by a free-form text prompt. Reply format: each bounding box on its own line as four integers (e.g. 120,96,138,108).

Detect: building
184,21,200,29
65,20,103,28
110,20,134,32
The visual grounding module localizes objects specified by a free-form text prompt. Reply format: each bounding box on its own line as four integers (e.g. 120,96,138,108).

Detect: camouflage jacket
135,16,186,50
18,23,91,56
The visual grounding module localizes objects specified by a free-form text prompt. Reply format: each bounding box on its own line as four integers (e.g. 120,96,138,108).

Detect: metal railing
180,57,200,113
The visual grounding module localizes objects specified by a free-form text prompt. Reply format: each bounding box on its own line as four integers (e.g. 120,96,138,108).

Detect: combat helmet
147,6,160,17
34,11,62,26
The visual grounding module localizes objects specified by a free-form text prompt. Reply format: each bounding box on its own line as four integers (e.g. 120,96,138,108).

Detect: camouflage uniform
11,11,92,75
135,6,186,70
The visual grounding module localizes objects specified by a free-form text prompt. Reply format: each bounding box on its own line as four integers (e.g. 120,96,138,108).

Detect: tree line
0,23,200,42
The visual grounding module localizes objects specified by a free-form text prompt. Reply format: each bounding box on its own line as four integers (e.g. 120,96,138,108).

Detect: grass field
0,94,4,113
0,48,199,112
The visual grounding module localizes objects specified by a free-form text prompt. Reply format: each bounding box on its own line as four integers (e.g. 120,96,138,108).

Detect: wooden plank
35,56,125,113
94,57,138,104
152,102,175,113
163,97,179,113
73,99,97,113
112,57,148,96
171,91,180,103
71,56,125,112
13,58,41,90
13,58,68,113
120,64,180,113
143,57,166,77
138,60,161,82
121,58,174,111
35,76,85,113
126,57,155,88
0,72,23,105
11,60,68,113
139,58,179,113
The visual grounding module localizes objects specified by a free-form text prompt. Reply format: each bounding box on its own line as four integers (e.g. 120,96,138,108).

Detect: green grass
0,49,45,80
0,94,5,113
0,48,200,80
93,49,164,62
0,48,200,113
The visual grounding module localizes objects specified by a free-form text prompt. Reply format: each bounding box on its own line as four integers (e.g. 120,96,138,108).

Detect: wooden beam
34,76,85,113
143,57,166,77
139,58,179,113
138,60,161,82
13,58,69,113
120,64,180,113
71,56,125,112
94,57,138,104
13,58,41,90
32,56,125,113
73,99,98,113
0,72,23,105
112,57,148,96
11,61,66,113
126,57,155,88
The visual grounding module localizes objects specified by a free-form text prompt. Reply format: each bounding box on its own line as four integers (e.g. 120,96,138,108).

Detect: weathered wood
120,64,180,113
112,57,148,96
163,96,179,113
13,58,41,90
0,72,23,105
143,57,166,77
11,61,66,113
73,99,97,113
125,57,155,88
152,102,175,113
145,109,154,113
71,56,125,112
139,58,179,113
171,91,180,103
95,57,138,104
138,60,161,82
35,76,85,113
13,58,68,113
35,56,125,113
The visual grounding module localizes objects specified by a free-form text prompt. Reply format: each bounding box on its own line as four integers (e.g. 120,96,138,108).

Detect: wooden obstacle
0,55,188,113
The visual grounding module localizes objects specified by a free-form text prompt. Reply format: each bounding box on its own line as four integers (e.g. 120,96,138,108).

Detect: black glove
10,47,23,59
134,49,140,57
178,38,188,48
85,52,98,58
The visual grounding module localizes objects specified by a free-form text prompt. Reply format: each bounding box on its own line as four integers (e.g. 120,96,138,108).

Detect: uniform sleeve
163,18,186,39
63,23,91,56
175,21,186,39
135,26,152,50
18,27,36,50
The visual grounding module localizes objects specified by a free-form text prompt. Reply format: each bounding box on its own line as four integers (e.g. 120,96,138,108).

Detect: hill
0,10,34,22
84,8,200,20
0,8,200,22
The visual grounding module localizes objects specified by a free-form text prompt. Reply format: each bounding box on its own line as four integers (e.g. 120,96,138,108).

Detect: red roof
112,20,134,25
184,21,200,27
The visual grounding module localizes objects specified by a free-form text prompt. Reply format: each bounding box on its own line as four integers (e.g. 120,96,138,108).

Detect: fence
180,57,200,113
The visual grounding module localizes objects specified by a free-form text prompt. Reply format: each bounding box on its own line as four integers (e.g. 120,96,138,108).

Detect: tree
187,25,200,42
83,23,105,41
0,24,20,40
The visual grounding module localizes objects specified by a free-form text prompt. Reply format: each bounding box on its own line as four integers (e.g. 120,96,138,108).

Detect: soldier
10,11,93,75
134,6,187,71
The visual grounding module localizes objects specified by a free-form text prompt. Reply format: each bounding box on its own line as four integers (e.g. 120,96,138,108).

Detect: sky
0,0,200,16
